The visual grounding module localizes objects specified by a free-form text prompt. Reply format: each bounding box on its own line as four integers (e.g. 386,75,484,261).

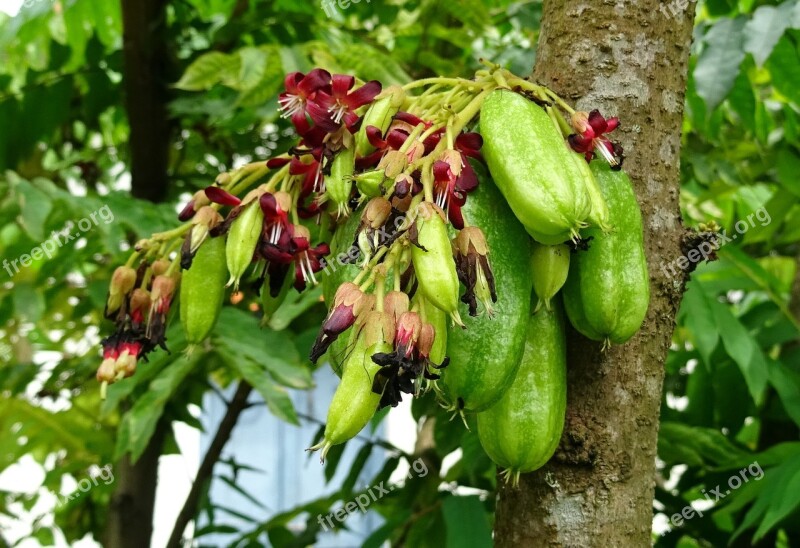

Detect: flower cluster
98,262,177,394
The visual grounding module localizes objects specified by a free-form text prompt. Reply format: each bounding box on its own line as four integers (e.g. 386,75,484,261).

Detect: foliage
0,0,798,546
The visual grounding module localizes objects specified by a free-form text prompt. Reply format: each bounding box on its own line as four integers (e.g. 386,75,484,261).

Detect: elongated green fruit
531,242,570,313
310,339,389,461
225,201,264,291
260,267,293,326
355,86,404,157
326,147,356,217
480,89,591,244
442,164,532,412
563,161,650,346
180,236,227,345
477,301,567,487
424,298,448,365
570,152,612,232
411,202,463,326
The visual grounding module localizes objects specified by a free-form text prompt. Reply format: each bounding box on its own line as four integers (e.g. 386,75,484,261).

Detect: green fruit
477,300,567,487
570,152,611,232
260,267,293,326
563,161,650,346
326,147,356,217
354,86,404,158
225,201,264,291
531,242,570,313
180,236,227,345
424,297,448,365
411,202,462,325
310,339,389,461
441,164,532,412
480,89,591,244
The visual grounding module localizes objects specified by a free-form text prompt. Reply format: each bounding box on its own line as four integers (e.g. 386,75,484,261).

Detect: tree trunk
103,419,167,548
121,0,171,203
494,1,696,545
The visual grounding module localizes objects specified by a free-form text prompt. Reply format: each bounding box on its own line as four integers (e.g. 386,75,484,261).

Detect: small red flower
568,110,623,166
309,75,382,132
278,69,332,132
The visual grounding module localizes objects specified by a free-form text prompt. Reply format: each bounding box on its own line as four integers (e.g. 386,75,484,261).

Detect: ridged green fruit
441,164,532,412
531,242,570,313
480,89,591,244
477,301,567,487
570,152,612,232
310,339,389,461
225,201,263,291
563,161,650,346
411,203,462,325
180,236,227,345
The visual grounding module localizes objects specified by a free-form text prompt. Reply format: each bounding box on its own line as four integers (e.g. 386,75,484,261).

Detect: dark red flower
291,226,330,291
278,69,332,132
568,110,622,166
309,75,382,132
432,150,479,229
204,186,242,207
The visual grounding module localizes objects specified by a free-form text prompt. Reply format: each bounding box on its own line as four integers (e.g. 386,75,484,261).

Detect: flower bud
383,291,409,326
310,283,371,363
363,197,392,229
151,259,170,277
395,311,422,358
129,288,151,326
378,150,408,179
179,189,212,221
106,266,137,316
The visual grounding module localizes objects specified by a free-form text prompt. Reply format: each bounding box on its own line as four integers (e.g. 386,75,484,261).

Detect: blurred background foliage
0,0,799,546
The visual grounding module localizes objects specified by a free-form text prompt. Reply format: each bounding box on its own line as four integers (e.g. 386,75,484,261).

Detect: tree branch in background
166,381,254,548
103,417,168,548
121,0,171,203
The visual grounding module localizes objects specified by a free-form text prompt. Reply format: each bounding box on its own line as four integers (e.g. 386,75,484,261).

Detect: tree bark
494,1,697,546
103,419,167,548
121,0,171,203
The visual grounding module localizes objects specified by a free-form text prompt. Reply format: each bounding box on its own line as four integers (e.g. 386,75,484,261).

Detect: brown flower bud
383,291,410,325
106,266,136,315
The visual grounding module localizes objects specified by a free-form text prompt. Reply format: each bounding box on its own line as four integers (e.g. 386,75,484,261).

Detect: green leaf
767,359,800,427
442,495,492,548
678,281,719,366
213,307,310,389
115,353,200,461
694,17,746,110
733,454,800,541
767,34,800,107
744,2,797,67
341,443,373,495
174,51,239,91
235,47,268,91
658,422,750,468
265,285,323,331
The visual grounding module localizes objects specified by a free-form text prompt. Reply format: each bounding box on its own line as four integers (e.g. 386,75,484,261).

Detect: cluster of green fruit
98,64,649,483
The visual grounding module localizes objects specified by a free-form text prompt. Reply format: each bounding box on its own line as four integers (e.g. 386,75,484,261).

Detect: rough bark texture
121,0,171,203
103,420,167,548
494,1,697,546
